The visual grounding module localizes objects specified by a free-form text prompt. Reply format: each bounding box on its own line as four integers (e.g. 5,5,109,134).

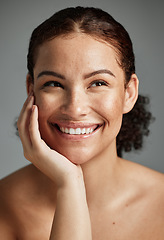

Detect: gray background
0,0,164,179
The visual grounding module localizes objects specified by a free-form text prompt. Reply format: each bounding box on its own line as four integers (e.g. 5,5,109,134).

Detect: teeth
69,128,75,134
81,128,86,134
59,126,95,135
86,128,90,134
76,128,81,134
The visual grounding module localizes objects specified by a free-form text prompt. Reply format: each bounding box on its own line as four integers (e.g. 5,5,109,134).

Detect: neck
81,141,122,208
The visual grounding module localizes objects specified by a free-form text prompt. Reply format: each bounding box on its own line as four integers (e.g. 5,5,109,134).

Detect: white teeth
59,126,96,135
75,128,81,134
65,128,69,134
69,128,75,134
61,127,65,133
86,128,90,134
90,128,94,133
81,128,86,134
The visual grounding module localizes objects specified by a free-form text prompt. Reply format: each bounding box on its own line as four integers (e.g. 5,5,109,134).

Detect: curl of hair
117,95,154,157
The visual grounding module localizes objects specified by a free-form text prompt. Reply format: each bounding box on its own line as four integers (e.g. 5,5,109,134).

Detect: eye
43,81,64,88
90,80,109,87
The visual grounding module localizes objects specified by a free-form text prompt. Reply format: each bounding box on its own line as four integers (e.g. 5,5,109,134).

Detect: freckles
99,96,121,113
35,94,62,120
35,97,52,118
98,96,123,125
35,93,52,108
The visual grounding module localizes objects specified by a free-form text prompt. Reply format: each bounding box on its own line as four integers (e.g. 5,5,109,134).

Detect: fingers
29,105,42,149
18,92,33,119
17,93,34,153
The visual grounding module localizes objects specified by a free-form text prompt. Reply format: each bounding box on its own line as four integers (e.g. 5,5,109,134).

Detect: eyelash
89,80,109,88
43,81,64,88
42,80,109,89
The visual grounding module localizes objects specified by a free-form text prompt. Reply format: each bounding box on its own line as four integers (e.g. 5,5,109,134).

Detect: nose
60,88,90,119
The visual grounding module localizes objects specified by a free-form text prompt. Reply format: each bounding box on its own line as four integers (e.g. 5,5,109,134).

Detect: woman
0,6,164,239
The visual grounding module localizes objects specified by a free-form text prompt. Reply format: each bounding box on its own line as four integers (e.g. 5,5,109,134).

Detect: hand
17,93,84,188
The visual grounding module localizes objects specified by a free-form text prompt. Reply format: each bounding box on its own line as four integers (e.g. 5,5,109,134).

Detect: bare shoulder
122,158,164,214
0,164,51,239
119,159,164,238
0,164,53,212
0,164,42,203
122,158,164,188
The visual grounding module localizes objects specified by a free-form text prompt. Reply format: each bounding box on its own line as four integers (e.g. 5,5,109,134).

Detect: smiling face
27,33,138,164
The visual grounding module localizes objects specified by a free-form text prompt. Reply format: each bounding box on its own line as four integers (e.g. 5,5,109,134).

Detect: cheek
34,95,59,137
94,93,124,122
35,97,51,121
34,94,60,118
94,92,124,141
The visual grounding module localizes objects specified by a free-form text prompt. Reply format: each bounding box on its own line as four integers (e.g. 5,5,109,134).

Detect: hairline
31,31,124,80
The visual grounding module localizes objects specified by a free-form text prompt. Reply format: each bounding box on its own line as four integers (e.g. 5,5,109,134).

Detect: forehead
34,33,123,78
36,33,116,59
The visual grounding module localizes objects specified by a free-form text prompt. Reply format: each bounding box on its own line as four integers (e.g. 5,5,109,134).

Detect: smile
51,123,101,137
59,126,95,135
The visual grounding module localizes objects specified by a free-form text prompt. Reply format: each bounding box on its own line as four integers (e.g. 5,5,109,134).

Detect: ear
123,74,139,114
26,73,34,95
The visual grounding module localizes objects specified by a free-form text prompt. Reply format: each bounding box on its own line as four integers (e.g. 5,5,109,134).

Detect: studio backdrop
0,0,163,178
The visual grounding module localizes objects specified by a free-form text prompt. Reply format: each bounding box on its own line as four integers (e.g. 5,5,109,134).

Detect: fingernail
32,105,36,112
29,91,33,96
27,91,34,102
27,95,34,103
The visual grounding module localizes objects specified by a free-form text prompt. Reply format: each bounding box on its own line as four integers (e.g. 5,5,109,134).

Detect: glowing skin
28,34,136,164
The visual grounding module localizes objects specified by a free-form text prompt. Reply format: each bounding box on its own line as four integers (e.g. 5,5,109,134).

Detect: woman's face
30,33,135,164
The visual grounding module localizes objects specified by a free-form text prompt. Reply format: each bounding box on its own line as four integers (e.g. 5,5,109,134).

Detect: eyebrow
37,71,65,80
84,69,115,79
37,69,115,80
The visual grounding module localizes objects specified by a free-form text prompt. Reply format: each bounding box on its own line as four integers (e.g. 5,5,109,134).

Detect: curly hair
16,6,153,157
117,95,153,157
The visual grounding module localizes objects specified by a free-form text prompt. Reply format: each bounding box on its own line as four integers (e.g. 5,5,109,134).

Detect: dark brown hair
25,6,153,157
28,6,135,84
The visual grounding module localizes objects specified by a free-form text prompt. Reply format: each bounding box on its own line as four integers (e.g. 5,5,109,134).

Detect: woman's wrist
57,172,86,198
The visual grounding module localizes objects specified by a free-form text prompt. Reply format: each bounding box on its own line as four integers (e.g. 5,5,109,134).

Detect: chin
63,152,89,165
54,147,92,165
